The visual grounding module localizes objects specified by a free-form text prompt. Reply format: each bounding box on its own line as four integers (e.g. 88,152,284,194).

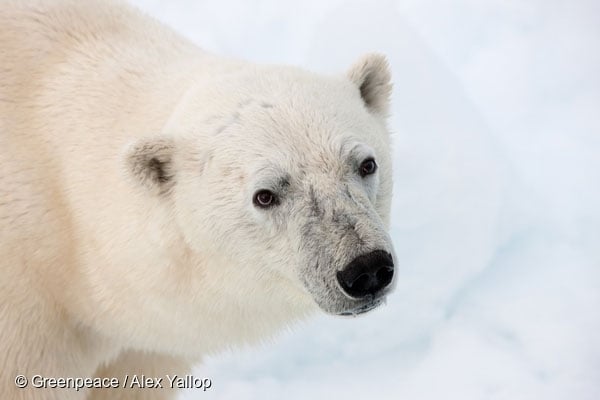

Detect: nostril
348,273,375,294
375,265,394,288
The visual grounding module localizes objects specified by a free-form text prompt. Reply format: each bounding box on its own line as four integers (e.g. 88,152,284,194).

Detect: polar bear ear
346,53,392,116
124,137,176,195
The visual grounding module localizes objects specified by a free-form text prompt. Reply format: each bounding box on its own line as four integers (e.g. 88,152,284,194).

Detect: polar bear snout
336,250,394,299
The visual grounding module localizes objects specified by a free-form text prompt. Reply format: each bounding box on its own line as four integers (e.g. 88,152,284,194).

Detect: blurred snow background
128,1,600,399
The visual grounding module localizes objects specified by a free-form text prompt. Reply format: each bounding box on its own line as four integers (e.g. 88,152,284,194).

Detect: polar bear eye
253,189,278,208
359,158,377,177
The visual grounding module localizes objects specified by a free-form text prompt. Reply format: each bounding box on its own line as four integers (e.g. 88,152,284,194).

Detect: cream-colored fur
0,1,394,399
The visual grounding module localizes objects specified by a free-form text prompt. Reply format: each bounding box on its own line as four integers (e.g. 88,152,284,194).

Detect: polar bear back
0,0,209,299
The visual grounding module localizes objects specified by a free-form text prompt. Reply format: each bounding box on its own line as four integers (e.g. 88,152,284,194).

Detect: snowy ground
128,1,600,399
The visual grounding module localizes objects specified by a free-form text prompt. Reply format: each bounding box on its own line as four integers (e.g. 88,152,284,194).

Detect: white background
127,1,600,399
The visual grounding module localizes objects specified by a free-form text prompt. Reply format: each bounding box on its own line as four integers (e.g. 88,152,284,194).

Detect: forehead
231,85,371,141
235,100,375,174
198,68,383,174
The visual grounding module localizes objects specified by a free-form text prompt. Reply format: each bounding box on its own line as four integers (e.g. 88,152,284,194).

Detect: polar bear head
125,54,395,326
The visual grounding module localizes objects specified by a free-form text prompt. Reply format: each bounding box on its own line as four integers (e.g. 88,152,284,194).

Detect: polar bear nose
336,250,394,299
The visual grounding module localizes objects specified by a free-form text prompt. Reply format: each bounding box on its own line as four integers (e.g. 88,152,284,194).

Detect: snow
127,1,600,399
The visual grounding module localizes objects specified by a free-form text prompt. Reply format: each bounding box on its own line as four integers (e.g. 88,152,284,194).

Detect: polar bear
0,0,396,399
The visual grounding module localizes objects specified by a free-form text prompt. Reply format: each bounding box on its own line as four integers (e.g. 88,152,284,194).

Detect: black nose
336,250,394,299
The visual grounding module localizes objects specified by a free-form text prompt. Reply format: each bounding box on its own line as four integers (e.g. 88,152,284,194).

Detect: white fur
0,1,394,399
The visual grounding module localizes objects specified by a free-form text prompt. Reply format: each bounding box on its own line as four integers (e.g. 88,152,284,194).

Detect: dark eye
253,189,278,208
359,158,377,177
